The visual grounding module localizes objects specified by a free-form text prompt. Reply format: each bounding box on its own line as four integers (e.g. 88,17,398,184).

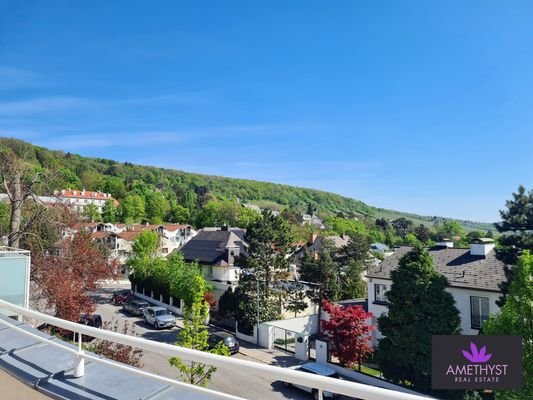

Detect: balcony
0,299,433,400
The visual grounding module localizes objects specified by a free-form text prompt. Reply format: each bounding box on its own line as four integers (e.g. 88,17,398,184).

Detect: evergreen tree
377,246,461,392
495,185,533,306
483,251,533,400
285,282,308,317
238,210,292,299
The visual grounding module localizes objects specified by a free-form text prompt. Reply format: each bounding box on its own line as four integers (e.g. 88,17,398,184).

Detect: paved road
92,287,327,400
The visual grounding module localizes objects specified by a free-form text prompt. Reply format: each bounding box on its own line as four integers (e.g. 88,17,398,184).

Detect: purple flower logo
462,342,492,363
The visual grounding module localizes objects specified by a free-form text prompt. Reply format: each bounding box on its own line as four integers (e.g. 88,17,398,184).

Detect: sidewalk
236,339,302,368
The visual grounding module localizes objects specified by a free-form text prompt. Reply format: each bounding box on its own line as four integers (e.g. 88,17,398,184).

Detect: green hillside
0,137,495,232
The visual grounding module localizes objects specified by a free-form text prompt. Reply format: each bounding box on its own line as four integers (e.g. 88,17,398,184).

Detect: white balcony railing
0,299,433,400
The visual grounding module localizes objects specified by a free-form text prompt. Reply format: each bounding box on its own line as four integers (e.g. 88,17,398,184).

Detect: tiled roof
367,246,506,292
58,190,119,205
117,231,143,241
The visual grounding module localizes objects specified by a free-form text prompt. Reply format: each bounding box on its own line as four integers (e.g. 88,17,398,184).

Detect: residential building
301,213,325,229
53,189,119,214
87,223,196,265
179,226,248,303
366,239,505,346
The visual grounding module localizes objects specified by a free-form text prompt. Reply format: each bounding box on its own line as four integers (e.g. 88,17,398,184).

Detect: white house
179,227,248,304
366,239,505,346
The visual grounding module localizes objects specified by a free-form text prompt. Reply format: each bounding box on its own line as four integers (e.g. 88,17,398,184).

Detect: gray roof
0,314,220,400
367,246,506,292
180,229,247,265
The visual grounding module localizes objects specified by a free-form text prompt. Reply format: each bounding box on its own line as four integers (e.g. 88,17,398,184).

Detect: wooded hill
0,137,494,232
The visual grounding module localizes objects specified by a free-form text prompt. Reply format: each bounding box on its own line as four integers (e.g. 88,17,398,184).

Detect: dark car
208,332,240,354
112,289,133,305
77,314,103,342
79,314,103,328
122,299,150,316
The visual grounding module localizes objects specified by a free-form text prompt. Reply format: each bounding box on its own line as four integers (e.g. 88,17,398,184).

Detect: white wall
368,278,502,344
367,278,391,346
265,314,319,334
446,287,500,335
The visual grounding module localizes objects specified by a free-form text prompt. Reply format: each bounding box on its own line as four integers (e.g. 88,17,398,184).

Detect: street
92,286,350,400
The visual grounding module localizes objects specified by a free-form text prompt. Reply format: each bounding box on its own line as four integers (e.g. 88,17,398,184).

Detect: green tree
435,220,465,241
285,282,308,317
83,203,101,222
145,191,170,224
414,224,432,244
300,240,340,334
127,231,161,280
337,232,371,299
169,204,190,224
119,194,145,223
483,251,533,400
237,207,262,228
235,211,293,332
391,217,414,238
79,169,102,191
403,233,420,246
239,210,293,299
0,202,10,237
495,185,533,306
167,252,209,307
100,175,127,199
102,200,118,223
169,275,229,386
377,246,461,392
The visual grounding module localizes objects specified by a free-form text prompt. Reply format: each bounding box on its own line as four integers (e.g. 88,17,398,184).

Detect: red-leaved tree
32,232,117,322
321,300,375,369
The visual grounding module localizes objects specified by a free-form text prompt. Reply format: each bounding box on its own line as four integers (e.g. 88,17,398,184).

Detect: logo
462,342,492,363
432,335,522,390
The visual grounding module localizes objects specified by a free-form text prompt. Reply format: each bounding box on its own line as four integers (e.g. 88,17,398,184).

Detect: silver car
143,306,176,329
284,362,339,399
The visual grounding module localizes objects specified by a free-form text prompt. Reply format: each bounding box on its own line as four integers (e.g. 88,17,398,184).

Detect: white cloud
0,67,41,90
0,96,94,115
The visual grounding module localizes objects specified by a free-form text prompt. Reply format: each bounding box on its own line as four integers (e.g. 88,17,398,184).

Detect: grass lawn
359,365,382,377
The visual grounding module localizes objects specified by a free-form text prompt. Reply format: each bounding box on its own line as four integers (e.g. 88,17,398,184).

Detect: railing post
73,331,85,378
317,388,323,400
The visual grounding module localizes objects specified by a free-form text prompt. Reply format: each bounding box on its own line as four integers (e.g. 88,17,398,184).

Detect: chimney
470,238,495,257
226,245,240,266
435,239,454,249
221,225,229,232
310,233,318,244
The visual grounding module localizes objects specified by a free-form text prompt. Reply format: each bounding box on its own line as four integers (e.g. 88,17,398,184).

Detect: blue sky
1,1,532,222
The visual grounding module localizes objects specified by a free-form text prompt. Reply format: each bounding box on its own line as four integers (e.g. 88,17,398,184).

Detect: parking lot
93,286,345,400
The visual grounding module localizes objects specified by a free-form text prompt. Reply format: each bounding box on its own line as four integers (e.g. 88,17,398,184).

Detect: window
470,296,489,329
374,284,388,303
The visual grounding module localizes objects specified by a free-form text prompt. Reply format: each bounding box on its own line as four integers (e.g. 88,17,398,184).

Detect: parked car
143,306,176,329
112,289,133,305
122,299,150,316
77,314,103,342
207,331,240,354
283,362,339,399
